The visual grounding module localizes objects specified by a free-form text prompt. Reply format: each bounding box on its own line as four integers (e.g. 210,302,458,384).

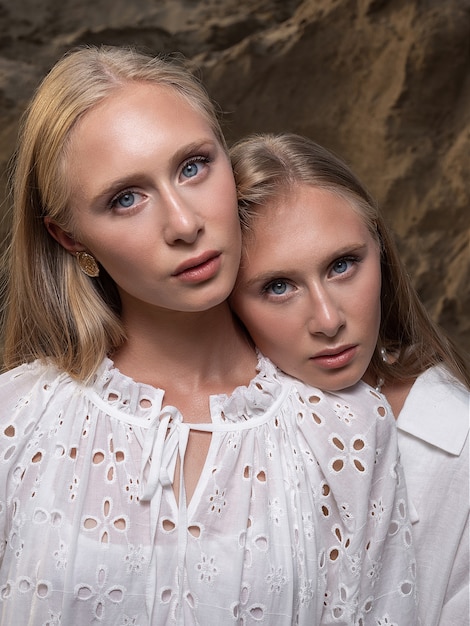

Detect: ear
44,217,85,254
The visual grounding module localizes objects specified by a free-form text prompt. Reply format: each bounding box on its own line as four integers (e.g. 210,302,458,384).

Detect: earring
379,347,389,363
375,346,389,392
76,251,99,277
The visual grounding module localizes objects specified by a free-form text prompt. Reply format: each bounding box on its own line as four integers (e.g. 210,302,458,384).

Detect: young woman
230,132,469,626
0,47,418,625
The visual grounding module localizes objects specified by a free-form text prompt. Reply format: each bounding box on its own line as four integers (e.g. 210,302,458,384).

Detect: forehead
63,83,215,201
72,82,209,142
240,184,376,271
250,185,367,237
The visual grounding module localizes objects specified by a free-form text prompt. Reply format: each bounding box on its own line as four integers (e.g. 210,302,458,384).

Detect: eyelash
108,189,143,214
331,255,361,276
261,279,294,300
106,153,212,212
260,255,362,300
180,154,211,178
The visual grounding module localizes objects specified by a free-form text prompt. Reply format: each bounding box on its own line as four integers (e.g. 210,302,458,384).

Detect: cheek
226,204,242,243
209,191,241,253
227,214,242,250
356,269,382,331
84,233,155,286
211,168,238,215
242,305,294,353
87,239,138,268
370,266,382,313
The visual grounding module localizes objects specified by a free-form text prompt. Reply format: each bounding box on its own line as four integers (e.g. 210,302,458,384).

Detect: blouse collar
397,366,469,455
85,352,284,426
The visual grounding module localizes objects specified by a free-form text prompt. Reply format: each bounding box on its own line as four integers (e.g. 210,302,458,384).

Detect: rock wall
1,0,469,352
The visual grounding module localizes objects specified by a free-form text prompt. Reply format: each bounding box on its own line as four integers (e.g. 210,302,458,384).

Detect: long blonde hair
1,45,227,382
230,133,469,388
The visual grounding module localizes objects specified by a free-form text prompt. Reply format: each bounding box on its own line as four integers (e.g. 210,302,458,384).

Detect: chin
306,372,362,393
189,286,236,312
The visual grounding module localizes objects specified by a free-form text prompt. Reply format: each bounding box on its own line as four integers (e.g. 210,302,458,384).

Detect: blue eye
117,192,135,208
264,280,295,298
332,259,351,274
109,189,145,213
181,156,210,180
269,281,288,295
182,161,202,178
330,256,361,278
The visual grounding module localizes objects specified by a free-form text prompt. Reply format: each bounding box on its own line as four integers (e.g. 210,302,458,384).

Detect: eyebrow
92,138,219,204
93,174,150,204
243,243,368,288
170,139,218,169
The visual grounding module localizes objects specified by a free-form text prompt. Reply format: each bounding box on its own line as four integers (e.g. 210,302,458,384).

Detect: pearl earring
380,347,389,363
375,347,389,392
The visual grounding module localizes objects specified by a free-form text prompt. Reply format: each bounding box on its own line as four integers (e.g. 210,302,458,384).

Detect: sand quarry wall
0,0,469,353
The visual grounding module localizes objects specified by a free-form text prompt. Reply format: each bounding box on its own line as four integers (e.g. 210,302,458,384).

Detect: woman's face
54,82,241,315
231,184,382,391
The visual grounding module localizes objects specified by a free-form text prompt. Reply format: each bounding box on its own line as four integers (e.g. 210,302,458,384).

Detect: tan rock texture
0,0,469,352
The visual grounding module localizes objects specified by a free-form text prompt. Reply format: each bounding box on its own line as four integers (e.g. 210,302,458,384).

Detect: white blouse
0,355,417,625
397,366,469,626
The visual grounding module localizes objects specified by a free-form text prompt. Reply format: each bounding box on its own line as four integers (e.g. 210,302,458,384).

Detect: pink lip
310,345,357,369
172,250,221,283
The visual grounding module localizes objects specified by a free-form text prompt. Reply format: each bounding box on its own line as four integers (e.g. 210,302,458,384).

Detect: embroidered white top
0,355,417,625
396,366,469,626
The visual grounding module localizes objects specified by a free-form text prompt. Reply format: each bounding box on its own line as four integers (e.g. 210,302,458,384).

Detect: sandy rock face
0,0,468,352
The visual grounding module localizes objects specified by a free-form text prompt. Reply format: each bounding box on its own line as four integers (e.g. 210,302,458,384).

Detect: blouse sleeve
438,510,469,625
292,379,419,625
0,362,56,566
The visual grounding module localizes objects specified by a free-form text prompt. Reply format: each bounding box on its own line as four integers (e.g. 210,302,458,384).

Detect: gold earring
76,251,99,277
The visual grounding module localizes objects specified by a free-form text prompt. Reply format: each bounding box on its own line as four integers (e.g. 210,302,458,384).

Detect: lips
173,251,220,276
172,250,222,283
310,345,358,369
313,345,356,359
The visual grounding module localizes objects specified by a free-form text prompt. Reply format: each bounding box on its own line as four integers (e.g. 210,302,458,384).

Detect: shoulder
0,360,49,394
291,373,391,420
397,365,469,455
0,360,74,421
277,370,396,443
0,359,60,389
411,365,469,403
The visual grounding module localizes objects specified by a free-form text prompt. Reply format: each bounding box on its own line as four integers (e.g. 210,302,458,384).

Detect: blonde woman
0,47,417,624
231,132,469,626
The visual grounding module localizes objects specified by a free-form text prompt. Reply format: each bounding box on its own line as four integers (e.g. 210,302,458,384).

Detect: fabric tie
138,406,193,624
139,406,182,501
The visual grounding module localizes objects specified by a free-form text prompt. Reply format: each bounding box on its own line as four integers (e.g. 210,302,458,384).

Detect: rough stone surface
1,0,468,351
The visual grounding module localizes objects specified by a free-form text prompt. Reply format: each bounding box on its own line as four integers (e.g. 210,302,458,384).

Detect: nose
306,284,345,338
162,188,204,245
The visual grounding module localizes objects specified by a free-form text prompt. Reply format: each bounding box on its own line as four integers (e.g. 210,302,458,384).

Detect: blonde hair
230,133,469,388
1,45,227,382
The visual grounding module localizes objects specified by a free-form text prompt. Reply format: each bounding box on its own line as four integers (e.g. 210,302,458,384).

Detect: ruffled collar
209,352,283,423
85,352,285,425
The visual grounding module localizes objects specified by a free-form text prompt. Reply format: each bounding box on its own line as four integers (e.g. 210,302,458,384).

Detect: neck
364,357,415,418
381,379,415,417
113,300,257,401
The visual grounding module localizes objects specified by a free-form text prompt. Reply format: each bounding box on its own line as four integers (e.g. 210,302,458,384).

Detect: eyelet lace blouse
0,354,417,625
